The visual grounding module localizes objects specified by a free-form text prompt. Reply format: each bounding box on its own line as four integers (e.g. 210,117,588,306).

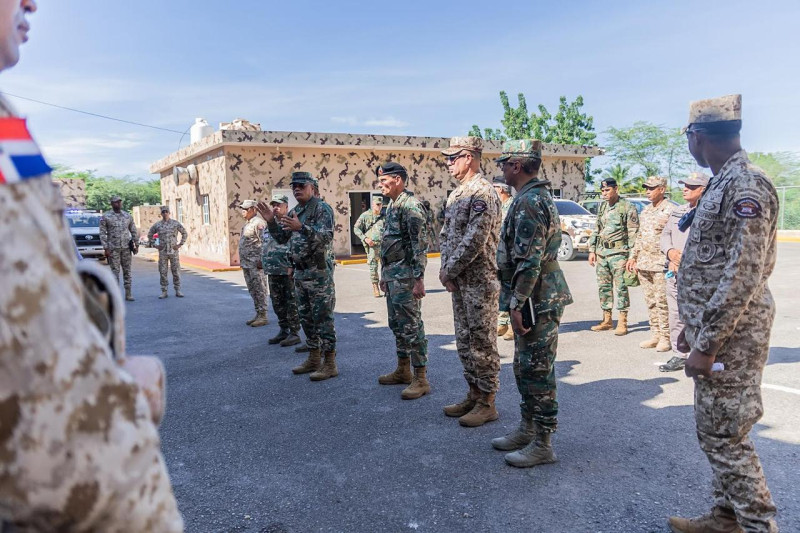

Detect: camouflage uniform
630,192,674,343
0,97,183,531
268,195,336,353
678,150,778,531
381,190,428,367
498,178,573,432
497,195,514,328
99,209,139,292
588,198,639,310
239,213,269,314
353,208,384,284
262,225,300,336
440,172,502,393
148,218,188,292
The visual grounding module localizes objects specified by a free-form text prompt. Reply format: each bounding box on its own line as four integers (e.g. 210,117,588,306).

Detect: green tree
748,152,800,186
53,166,161,211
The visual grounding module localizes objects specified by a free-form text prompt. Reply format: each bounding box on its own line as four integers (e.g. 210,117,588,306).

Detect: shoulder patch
733,197,762,218
472,200,487,213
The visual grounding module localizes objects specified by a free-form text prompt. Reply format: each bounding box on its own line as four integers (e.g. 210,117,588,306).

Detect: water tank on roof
190,118,214,144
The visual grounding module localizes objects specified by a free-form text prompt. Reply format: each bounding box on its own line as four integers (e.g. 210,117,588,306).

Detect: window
202,195,210,225
176,199,184,224
551,188,562,199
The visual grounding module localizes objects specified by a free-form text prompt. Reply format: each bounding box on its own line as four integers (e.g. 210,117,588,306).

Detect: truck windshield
554,201,592,216
67,214,101,228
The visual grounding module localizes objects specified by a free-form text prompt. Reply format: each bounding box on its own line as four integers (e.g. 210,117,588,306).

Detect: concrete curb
339,252,441,266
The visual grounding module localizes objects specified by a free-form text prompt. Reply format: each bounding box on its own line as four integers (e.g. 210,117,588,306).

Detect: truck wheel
558,233,576,261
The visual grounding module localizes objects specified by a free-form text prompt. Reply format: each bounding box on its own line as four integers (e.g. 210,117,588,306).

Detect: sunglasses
445,152,468,164
683,184,703,190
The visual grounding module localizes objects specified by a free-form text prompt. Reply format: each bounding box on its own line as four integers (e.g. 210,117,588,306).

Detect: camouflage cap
110,195,122,202
372,195,383,204
495,139,543,162
679,172,710,187
160,205,170,213
240,199,258,209
375,161,407,177
290,171,318,187
441,136,483,156
643,176,667,188
270,194,289,205
682,94,742,134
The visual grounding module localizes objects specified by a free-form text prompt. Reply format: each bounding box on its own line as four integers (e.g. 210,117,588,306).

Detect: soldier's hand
365,238,374,247
281,212,303,232
684,348,715,379
676,328,690,353
104,248,111,258
510,309,530,336
256,201,274,221
668,261,679,273
588,252,596,266
173,245,180,251
379,280,388,293
625,259,637,272
412,278,425,299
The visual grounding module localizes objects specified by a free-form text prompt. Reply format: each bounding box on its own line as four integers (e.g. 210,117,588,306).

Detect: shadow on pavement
768,346,800,365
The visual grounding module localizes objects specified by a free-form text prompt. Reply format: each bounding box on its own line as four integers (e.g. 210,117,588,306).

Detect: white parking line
763,383,800,396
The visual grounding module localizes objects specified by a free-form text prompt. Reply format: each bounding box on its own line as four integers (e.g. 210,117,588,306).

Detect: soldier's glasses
445,153,468,164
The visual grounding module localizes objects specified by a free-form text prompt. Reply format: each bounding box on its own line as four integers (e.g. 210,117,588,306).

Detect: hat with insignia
110,195,122,202
372,196,383,204
240,199,258,209
643,176,667,188
682,94,742,134
600,178,618,188
290,171,318,187
492,175,511,192
441,136,483,156
495,139,543,162
679,172,710,187
160,205,170,213
375,161,407,177
270,194,289,205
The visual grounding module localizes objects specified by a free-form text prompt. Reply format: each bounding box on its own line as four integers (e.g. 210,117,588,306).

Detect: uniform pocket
695,384,763,438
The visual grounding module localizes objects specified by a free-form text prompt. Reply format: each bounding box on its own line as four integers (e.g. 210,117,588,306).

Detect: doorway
349,190,382,256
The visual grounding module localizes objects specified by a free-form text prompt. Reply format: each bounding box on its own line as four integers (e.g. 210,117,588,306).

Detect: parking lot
125,243,800,532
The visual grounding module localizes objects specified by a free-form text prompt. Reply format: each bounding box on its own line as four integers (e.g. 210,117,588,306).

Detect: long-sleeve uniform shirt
380,190,427,281
660,203,691,263
238,215,267,269
631,200,674,271
353,210,384,247
588,199,639,258
99,210,138,250
267,197,335,279
148,219,188,256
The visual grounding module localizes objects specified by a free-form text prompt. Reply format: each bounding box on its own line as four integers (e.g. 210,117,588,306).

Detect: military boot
269,329,289,345
401,367,430,400
497,324,509,336
378,357,412,385
614,311,628,336
246,313,259,326
639,334,659,349
372,283,382,298
280,333,301,347
159,290,168,299
295,343,309,353
504,428,557,468
310,350,338,381
667,507,743,533
249,311,269,327
292,349,322,375
125,288,135,302
491,418,536,451
443,384,480,417
459,392,499,427
656,336,672,352
175,289,184,298
590,310,613,331
503,329,514,341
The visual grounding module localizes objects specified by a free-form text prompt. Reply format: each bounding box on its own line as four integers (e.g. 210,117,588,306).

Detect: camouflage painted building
149,129,602,266
54,178,86,208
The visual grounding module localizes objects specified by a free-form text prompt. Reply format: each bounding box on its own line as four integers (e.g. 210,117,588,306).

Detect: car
554,200,596,261
65,209,105,259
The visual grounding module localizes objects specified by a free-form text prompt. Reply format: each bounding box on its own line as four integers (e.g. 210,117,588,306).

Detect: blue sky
3,0,799,178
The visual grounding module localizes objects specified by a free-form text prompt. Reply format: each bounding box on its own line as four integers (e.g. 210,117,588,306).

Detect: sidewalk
143,251,444,270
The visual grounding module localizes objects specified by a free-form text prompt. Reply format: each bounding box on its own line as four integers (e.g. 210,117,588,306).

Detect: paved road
125,243,800,532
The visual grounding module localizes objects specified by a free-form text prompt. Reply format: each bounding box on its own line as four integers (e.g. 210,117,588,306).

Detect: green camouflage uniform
261,226,300,335
498,178,573,432
497,195,514,328
588,198,639,310
380,190,428,367
268,196,336,352
353,209,384,284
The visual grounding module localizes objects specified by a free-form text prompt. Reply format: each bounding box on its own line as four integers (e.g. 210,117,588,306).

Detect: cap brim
494,154,511,162
441,147,465,156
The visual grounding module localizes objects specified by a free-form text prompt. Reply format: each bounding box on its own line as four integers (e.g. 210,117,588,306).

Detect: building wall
132,206,162,238
54,178,86,208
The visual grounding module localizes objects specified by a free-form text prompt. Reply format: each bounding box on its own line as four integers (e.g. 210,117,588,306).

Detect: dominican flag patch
0,118,52,184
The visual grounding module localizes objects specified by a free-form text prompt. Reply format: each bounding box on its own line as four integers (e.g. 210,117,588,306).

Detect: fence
778,186,800,230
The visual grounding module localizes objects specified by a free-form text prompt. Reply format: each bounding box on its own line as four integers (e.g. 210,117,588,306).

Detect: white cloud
363,117,409,128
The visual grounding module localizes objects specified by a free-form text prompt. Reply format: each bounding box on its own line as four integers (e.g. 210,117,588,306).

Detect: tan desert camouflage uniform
239,213,268,314
148,218,188,292
99,209,138,292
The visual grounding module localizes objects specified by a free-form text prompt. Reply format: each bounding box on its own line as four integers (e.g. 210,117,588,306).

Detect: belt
600,240,625,249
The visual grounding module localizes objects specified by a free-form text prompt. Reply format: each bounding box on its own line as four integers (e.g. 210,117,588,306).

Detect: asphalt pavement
125,243,800,533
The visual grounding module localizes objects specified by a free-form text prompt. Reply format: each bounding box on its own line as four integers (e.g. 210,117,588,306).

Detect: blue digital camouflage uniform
498,179,573,432
262,224,300,336
588,198,639,310
353,208,384,284
381,190,428,367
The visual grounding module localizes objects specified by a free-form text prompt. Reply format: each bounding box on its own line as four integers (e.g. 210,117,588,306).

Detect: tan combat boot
443,384,480,417
246,313,258,326
497,324,509,336
590,310,613,331
159,290,168,299
175,289,184,298
292,349,322,375
378,357,412,385
125,288,135,302
310,350,339,381
249,311,269,327
372,283,382,298
459,392,499,427
639,334,659,349
503,329,514,341
614,311,628,336
401,367,430,400
656,336,672,352
667,507,743,533
504,428,557,468
491,418,536,451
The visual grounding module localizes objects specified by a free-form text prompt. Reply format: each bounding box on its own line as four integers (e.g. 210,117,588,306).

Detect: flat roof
150,130,605,174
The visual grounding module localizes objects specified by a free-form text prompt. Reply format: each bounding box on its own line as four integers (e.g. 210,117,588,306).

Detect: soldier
420,199,438,253
353,195,385,298
587,178,639,335
0,2,183,529
439,136,503,427
490,140,573,468
669,95,779,533
375,162,430,400
99,194,139,301
627,176,674,351
493,175,515,342
262,194,302,347
148,206,188,299
258,172,338,381
658,172,708,372
239,199,269,327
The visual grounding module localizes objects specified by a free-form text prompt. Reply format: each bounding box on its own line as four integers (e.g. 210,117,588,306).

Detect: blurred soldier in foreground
148,205,188,299
493,175,514,342
627,176,674,351
376,162,430,400
439,137,502,427
100,194,139,301
669,94,778,533
353,195,385,298
239,199,269,327
0,2,183,530
491,140,573,468
262,194,301,347
259,172,338,381
587,178,639,335
658,172,708,372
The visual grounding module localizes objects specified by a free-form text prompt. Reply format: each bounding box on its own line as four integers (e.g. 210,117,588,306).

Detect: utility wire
3,92,186,135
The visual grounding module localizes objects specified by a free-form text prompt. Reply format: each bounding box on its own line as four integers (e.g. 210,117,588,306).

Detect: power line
2,92,187,135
